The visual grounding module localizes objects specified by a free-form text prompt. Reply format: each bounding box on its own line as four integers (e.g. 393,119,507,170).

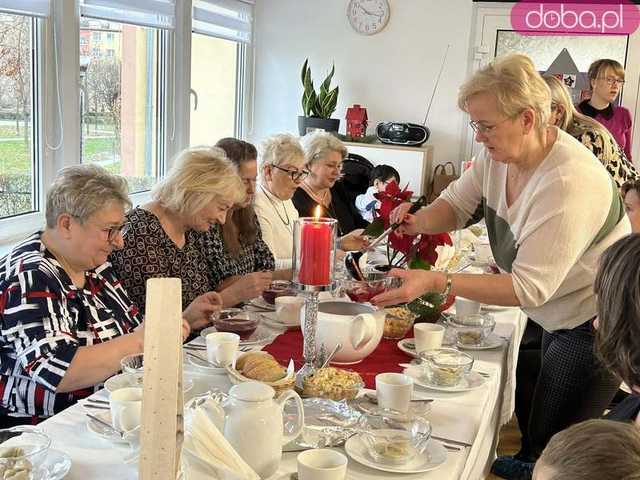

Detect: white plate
405,368,487,393
481,304,514,312
104,373,193,394
397,338,418,358
247,297,275,311
456,333,504,351
86,410,127,444
200,324,276,346
344,433,447,474
186,353,228,373
37,449,72,480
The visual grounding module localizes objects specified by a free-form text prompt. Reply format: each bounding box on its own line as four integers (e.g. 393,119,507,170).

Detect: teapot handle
350,313,377,351
275,389,305,446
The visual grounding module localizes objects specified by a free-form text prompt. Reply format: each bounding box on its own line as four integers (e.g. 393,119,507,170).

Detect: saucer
344,433,447,474
397,338,418,358
247,297,276,311
186,353,227,373
456,333,504,350
104,373,194,394
404,368,487,393
36,449,72,480
86,410,128,443
481,304,513,312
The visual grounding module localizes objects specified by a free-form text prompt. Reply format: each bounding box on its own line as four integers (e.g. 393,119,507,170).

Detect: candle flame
314,205,322,220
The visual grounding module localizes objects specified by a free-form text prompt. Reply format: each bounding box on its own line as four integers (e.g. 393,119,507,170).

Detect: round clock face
347,0,390,35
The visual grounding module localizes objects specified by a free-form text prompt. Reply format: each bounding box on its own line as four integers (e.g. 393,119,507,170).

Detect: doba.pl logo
511,0,640,36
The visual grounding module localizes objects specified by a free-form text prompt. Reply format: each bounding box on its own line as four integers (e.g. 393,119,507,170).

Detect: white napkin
182,408,260,480
434,244,456,271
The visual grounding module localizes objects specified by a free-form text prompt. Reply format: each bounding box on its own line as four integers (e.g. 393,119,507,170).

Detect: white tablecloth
37,307,526,480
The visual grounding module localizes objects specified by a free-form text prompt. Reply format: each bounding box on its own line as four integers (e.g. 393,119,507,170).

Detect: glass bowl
356,413,432,465
207,309,259,341
418,348,474,387
0,426,51,474
447,313,495,346
383,305,418,339
262,280,294,305
120,352,144,375
341,275,392,303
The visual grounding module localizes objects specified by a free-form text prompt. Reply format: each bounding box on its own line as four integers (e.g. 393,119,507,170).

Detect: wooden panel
139,278,184,480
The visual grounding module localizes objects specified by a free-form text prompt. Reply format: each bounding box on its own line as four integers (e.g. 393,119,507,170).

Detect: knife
367,195,428,251
86,413,123,438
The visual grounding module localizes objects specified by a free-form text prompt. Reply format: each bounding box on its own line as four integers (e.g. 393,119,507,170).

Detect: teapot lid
229,381,275,402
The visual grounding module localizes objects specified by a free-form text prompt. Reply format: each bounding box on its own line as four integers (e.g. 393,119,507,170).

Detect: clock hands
357,2,384,19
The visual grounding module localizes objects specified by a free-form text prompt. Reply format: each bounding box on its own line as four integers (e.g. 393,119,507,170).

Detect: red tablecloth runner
263,330,413,389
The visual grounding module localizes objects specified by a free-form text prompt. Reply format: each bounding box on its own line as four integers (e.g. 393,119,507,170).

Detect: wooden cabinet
344,142,434,196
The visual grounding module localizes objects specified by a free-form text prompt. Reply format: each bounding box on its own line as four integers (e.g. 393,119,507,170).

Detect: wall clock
347,0,390,36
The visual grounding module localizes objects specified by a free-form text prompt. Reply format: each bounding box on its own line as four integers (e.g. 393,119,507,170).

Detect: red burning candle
298,207,332,286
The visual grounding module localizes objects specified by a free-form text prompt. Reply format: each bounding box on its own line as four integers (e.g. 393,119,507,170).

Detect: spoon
319,343,342,369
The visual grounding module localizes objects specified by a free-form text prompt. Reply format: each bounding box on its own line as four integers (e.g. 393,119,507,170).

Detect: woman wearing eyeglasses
293,131,369,251
578,59,633,162
0,165,197,426
253,134,308,269
372,54,630,480
545,75,638,189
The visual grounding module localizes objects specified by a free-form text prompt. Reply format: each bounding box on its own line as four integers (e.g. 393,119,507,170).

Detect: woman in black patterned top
0,165,196,425
545,75,639,189
110,146,270,312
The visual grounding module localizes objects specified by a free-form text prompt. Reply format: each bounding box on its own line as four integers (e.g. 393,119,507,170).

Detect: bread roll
236,352,273,371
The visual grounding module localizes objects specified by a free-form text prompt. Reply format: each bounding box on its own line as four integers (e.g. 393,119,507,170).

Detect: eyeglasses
599,76,625,86
271,164,309,182
469,116,513,135
102,223,130,242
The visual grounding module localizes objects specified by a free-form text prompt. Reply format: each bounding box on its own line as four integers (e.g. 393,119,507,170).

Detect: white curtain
193,0,254,44
0,0,50,17
79,0,176,29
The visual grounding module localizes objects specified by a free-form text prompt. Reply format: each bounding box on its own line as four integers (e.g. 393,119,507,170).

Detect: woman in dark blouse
594,233,640,425
293,131,368,251
110,146,263,312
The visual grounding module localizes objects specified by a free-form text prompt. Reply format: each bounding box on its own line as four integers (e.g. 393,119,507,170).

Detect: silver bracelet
441,273,453,297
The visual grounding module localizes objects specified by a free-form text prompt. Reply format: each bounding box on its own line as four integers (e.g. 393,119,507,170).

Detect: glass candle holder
293,217,338,287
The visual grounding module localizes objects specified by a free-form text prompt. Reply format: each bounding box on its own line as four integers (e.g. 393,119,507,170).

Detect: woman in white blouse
254,134,308,269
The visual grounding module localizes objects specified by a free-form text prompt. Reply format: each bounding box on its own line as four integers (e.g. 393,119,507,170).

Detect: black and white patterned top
0,232,141,419
205,219,276,286
109,207,217,315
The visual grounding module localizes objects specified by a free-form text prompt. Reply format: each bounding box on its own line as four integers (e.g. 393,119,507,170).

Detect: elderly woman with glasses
578,59,633,161
253,134,308,269
545,75,638,188
292,131,368,251
110,146,252,312
372,54,630,480
0,165,197,426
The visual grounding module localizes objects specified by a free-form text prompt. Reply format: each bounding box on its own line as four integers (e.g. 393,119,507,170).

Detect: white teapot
206,382,304,478
309,301,385,364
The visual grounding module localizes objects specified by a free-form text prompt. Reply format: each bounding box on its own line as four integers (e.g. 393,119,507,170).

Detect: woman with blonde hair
373,53,629,479
254,133,308,269
578,59,633,161
293,131,368,250
545,75,638,188
110,146,254,312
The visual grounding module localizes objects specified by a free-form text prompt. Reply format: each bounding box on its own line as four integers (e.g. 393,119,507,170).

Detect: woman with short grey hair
292,131,368,248
254,134,308,269
0,164,199,427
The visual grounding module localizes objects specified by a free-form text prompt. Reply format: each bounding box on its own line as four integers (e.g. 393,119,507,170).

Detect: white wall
249,0,475,167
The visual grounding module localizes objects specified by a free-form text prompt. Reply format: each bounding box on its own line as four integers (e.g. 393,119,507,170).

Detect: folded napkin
434,244,456,271
182,408,260,480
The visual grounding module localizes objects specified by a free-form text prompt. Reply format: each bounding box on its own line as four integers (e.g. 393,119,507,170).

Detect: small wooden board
139,278,184,479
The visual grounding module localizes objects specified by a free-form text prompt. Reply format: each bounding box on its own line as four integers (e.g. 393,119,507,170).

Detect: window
190,34,239,145
79,18,163,193
0,13,38,220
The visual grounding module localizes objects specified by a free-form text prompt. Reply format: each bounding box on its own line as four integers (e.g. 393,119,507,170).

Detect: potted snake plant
298,58,340,136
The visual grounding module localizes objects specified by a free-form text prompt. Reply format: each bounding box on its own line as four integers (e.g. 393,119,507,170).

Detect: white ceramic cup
475,243,493,263
110,386,143,432
297,449,348,480
206,332,240,367
275,296,304,327
414,323,445,354
455,296,481,320
375,372,414,413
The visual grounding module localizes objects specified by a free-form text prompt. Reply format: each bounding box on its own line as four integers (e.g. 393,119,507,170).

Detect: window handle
190,88,198,111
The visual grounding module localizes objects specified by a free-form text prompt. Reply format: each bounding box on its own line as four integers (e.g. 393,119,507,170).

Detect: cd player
376,122,430,147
